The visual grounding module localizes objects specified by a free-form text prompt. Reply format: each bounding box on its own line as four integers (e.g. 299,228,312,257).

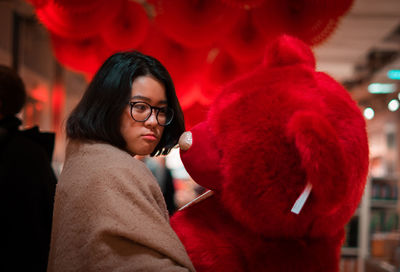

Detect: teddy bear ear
263,35,316,69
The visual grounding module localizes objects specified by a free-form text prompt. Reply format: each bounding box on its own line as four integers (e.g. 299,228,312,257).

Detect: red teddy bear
170,35,369,272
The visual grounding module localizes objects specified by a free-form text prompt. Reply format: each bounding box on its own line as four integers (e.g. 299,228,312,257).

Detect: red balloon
219,0,266,9
53,0,108,13
252,1,288,38
218,10,270,63
25,0,49,8
292,18,339,46
281,0,354,45
138,25,209,97
204,49,260,91
152,0,241,48
101,1,149,51
182,100,210,130
50,33,113,76
36,0,123,40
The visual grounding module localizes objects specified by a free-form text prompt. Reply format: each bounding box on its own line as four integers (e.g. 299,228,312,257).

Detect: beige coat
47,141,195,272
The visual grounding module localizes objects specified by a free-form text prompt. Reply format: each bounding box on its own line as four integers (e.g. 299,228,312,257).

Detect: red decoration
53,0,108,12
139,25,209,98
307,0,354,17
252,1,287,38
50,33,113,77
152,0,241,48
101,1,149,51
218,10,269,63
293,19,338,46
26,0,49,8
181,101,210,130
36,0,123,39
27,0,355,127
204,49,259,93
282,0,354,45
219,0,266,9
205,50,240,89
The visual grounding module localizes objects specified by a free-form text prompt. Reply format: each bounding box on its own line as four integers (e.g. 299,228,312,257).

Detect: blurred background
0,0,399,271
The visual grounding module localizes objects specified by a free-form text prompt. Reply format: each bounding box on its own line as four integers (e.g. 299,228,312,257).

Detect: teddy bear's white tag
178,190,214,211
291,182,312,214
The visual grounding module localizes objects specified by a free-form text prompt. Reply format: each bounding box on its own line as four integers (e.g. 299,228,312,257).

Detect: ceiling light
368,83,396,94
387,70,400,80
363,107,374,120
388,99,399,112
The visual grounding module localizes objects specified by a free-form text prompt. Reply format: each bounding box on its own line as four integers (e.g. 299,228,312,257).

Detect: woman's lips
142,134,157,141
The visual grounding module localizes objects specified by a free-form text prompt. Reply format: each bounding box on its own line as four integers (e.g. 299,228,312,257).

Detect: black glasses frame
129,101,174,127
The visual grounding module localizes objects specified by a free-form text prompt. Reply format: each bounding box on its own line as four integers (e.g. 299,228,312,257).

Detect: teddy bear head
180,35,369,238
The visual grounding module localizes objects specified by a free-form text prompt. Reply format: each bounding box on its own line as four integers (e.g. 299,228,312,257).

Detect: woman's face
120,75,167,156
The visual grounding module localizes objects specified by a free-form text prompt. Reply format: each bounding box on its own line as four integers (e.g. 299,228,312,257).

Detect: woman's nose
145,109,158,126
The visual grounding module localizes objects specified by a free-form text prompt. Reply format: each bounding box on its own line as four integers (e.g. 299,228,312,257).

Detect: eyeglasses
129,101,174,126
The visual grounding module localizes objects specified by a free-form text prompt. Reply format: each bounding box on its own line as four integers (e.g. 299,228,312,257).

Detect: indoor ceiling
314,0,400,86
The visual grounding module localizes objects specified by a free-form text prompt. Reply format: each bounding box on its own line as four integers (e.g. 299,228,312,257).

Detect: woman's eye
159,108,168,115
133,104,147,112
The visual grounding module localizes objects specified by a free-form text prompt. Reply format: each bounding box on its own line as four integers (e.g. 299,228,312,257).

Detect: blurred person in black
0,65,57,271
143,156,177,215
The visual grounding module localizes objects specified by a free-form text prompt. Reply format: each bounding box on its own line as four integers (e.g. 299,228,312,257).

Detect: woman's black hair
66,51,185,156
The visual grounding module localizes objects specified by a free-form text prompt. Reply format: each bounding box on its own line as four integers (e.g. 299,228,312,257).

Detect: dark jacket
0,116,57,272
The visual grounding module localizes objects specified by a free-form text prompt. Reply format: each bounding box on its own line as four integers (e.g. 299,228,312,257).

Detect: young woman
47,52,195,271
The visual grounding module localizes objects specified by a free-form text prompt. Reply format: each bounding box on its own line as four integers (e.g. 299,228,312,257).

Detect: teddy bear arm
171,198,247,271
286,110,349,215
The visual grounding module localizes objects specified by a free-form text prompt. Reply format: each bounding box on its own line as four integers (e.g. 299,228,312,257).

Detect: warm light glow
52,84,65,130
368,83,396,94
363,107,374,120
31,86,48,102
388,99,399,112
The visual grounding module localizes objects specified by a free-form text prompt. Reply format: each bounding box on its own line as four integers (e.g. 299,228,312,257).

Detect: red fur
180,122,223,191
171,35,369,272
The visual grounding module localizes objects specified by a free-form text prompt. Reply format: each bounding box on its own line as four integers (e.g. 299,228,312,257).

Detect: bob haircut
66,51,185,156
0,65,26,117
